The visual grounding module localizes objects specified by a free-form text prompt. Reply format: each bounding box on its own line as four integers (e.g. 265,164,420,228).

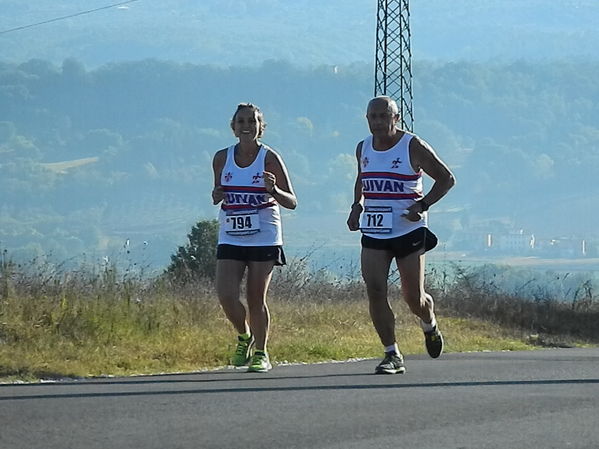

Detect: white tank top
218,144,282,246
360,132,427,239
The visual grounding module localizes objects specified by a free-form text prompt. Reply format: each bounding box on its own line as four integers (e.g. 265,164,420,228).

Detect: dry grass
0,255,596,382
431,263,599,343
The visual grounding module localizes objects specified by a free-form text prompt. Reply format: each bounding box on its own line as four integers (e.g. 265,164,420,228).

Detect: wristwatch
417,199,430,212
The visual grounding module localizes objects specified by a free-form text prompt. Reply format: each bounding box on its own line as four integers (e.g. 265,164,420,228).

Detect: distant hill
0,0,598,67
1,57,599,267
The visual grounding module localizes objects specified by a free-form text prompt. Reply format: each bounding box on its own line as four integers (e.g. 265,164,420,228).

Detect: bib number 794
225,210,260,235
231,215,252,230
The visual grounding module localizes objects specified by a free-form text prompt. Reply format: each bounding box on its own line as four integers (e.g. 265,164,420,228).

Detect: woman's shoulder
212,147,229,166
215,146,231,157
263,144,289,172
262,144,282,161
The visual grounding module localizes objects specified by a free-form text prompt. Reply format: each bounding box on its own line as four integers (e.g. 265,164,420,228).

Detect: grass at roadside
1,259,597,383
0,292,537,383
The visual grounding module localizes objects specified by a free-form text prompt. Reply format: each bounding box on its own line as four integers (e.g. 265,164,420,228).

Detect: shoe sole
231,358,252,367
247,364,272,373
375,367,406,375
425,333,444,359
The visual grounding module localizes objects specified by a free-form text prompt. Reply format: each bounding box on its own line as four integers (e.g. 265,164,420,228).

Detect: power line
0,0,140,36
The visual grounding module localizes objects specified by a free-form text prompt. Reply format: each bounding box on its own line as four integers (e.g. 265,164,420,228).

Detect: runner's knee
366,283,387,300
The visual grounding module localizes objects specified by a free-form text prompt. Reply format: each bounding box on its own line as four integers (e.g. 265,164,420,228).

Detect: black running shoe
424,326,444,358
374,352,406,374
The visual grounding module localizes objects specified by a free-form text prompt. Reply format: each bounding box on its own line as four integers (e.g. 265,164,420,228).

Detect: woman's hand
212,185,225,205
263,171,277,194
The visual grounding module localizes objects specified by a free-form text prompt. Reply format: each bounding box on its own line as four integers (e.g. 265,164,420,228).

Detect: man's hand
347,204,362,231
401,203,423,222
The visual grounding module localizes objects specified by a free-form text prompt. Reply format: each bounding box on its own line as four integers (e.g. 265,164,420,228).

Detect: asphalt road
1,348,598,449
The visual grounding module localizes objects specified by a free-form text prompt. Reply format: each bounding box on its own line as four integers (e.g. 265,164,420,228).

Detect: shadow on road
2,377,598,402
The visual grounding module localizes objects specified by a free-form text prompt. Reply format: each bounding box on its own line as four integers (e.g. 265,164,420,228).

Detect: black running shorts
216,244,286,266
361,227,438,259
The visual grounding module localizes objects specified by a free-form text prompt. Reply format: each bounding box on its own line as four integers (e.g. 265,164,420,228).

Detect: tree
166,219,218,281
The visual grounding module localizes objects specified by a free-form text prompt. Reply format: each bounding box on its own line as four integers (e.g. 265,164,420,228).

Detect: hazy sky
2,0,599,268
1,1,598,67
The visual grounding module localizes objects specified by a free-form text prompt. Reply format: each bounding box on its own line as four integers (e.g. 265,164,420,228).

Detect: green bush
166,219,218,281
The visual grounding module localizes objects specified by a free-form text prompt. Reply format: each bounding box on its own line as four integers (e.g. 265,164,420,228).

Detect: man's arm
404,137,456,220
347,141,364,231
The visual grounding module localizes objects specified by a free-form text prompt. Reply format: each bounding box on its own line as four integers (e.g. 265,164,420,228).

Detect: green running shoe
247,352,272,373
424,326,444,358
375,352,406,374
230,335,254,367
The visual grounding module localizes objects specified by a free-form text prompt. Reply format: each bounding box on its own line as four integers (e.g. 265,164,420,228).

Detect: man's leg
396,250,444,358
395,250,434,323
361,247,395,346
362,247,406,374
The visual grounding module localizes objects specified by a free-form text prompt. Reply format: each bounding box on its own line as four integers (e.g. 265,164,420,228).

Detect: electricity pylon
374,0,413,131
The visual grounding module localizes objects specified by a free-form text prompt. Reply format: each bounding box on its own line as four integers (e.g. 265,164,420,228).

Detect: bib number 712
360,206,392,234
365,213,384,227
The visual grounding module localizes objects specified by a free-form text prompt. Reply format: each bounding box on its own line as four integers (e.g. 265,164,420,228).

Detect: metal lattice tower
374,0,413,131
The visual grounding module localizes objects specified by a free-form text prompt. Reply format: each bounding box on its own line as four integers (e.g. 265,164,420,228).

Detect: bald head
367,96,399,116
366,96,401,137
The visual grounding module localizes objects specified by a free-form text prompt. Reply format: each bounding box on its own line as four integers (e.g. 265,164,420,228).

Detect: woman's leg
215,259,248,334
245,260,276,351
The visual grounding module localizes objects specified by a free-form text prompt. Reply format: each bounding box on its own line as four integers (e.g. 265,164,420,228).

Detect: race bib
360,206,393,234
224,210,261,235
